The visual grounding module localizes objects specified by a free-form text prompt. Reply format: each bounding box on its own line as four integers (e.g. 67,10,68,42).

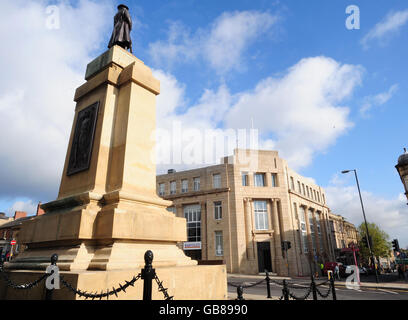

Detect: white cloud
361,10,408,48
6,200,37,217
149,10,279,74
0,0,113,202
325,180,408,248
225,56,363,169
360,84,398,117
154,56,363,170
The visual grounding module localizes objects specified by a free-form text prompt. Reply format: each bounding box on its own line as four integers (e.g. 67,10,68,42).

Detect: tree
357,222,391,263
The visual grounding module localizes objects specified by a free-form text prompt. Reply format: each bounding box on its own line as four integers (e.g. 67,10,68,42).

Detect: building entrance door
257,242,272,273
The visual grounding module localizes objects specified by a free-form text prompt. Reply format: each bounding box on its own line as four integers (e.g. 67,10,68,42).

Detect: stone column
318,210,329,260
271,199,282,274
243,198,254,260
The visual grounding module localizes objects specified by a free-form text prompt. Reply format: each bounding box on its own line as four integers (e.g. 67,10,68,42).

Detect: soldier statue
108,4,133,53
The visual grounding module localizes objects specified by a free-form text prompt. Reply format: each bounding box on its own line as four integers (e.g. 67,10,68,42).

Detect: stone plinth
1,46,227,300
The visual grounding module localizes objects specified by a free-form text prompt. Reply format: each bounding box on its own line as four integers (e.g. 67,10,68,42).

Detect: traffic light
392,239,400,252
361,236,372,248
281,241,292,251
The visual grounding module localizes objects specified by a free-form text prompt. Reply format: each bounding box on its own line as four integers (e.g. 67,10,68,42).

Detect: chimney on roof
36,202,45,216
14,211,27,220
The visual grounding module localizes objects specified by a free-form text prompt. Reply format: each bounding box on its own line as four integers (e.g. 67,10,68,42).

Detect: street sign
10,240,16,245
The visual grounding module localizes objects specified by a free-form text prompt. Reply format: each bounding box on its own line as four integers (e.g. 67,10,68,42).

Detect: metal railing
0,250,172,300
228,270,337,301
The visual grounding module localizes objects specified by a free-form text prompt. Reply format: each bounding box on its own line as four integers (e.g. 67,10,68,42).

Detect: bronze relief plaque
66,101,100,176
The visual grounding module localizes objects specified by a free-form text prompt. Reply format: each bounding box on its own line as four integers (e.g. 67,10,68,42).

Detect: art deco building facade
157,149,350,276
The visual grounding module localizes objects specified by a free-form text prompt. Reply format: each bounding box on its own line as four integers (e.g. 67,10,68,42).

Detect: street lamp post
396,148,408,203
341,169,379,284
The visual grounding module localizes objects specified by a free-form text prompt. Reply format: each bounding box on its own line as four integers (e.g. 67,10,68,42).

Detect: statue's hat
118,4,129,10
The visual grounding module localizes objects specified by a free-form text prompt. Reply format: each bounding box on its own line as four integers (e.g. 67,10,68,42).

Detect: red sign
10,240,16,245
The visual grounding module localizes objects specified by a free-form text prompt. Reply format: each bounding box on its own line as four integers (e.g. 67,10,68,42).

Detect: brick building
156,149,350,276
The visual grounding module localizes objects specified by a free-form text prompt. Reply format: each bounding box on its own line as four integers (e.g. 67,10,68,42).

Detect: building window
271,173,278,187
181,179,188,193
297,181,301,193
215,231,223,256
170,181,176,194
213,174,221,188
316,212,323,252
254,173,266,187
322,194,325,204
306,186,310,198
317,192,320,203
193,177,200,191
299,206,308,253
184,204,201,242
308,209,317,254
167,206,176,214
302,183,305,195
158,183,165,196
214,201,222,220
242,172,249,186
254,200,268,230
290,177,295,190
313,190,317,201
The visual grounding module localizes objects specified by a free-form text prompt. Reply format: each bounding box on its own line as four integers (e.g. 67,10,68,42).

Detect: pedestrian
397,264,405,280
334,264,340,280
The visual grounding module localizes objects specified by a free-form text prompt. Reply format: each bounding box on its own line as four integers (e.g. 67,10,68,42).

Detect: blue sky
0,0,407,247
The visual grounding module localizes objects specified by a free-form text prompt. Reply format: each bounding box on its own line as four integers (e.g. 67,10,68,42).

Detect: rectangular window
215,231,223,256
242,172,249,186
313,190,317,201
254,173,266,187
316,212,323,252
167,207,176,214
317,192,320,203
181,179,188,193
299,206,308,253
158,183,165,196
170,181,176,194
297,181,301,193
254,200,269,230
302,183,305,195
214,201,222,220
184,204,201,242
271,173,278,187
290,177,295,190
193,177,200,191
213,174,221,188
308,209,317,254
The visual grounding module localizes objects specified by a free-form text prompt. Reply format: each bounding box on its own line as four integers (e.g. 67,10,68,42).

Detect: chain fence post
311,274,317,301
45,253,58,300
236,285,244,300
141,250,155,301
282,279,289,301
265,270,271,299
330,273,337,301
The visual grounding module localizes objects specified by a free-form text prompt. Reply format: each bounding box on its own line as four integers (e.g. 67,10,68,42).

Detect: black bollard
45,253,58,300
265,270,271,299
330,273,337,301
141,250,155,301
311,275,317,301
282,279,289,301
236,285,244,300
